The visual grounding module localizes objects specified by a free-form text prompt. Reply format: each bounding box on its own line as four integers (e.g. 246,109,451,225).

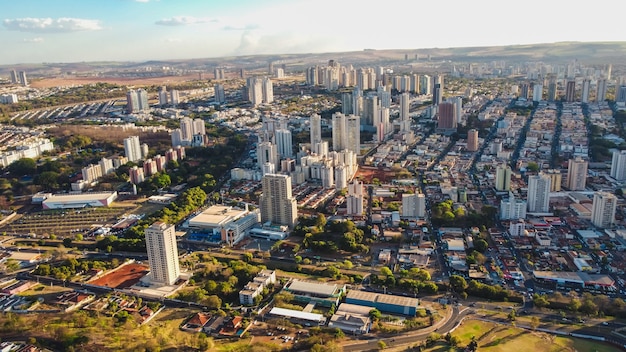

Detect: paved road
342,306,470,352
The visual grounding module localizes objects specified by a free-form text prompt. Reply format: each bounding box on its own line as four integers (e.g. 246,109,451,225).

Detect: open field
354,166,397,184
29,74,202,89
448,319,621,352
87,263,149,289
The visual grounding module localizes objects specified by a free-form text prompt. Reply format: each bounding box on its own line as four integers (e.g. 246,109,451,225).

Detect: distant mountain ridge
2,41,626,75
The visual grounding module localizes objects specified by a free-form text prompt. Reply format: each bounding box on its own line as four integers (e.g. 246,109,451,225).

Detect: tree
449,275,467,293
63,238,73,247
35,171,60,191
242,252,253,262
369,308,382,321
343,260,353,269
530,316,540,330
380,267,393,277
474,239,489,253
377,340,386,350
532,294,549,308
8,158,36,176
568,297,581,312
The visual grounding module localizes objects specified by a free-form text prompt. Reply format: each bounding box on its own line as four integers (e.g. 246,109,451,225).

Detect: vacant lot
88,263,149,289
30,74,201,89
354,166,396,184
448,319,621,352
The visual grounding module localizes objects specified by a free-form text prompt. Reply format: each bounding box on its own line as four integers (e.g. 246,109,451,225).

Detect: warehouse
267,307,325,326
345,290,420,316
282,279,346,307
40,192,118,209
328,303,371,334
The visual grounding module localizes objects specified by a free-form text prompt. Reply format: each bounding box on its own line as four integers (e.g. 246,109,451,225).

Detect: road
342,306,470,352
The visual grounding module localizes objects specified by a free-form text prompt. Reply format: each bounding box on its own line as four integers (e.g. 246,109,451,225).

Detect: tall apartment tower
543,169,562,192
591,191,617,229
214,84,225,104
259,174,298,227
437,102,456,130
467,129,479,152
310,113,322,147
257,141,279,173
9,70,18,84
581,79,591,103
126,89,149,113
158,86,168,106
566,157,588,191
123,136,142,162
346,179,364,216
262,77,274,103
145,222,180,286
401,193,426,218
532,84,543,102
331,113,360,155
400,92,411,132
547,80,558,101
597,79,607,102
495,164,512,191
565,80,576,102
610,150,626,181
527,174,551,213
274,129,293,158
18,71,28,86
246,77,263,106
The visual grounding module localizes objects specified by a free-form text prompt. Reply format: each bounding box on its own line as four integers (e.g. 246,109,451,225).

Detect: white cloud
23,37,44,43
155,16,216,26
3,18,102,33
223,24,260,31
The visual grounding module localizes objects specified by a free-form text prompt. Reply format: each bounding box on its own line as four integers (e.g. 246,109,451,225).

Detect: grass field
448,319,621,352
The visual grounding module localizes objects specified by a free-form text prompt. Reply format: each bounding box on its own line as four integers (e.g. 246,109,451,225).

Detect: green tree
242,252,253,262
377,340,386,350
449,275,467,293
380,267,393,277
8,158,36,176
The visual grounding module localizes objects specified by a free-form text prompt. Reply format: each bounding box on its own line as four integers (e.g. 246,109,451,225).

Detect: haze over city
1,0,625,65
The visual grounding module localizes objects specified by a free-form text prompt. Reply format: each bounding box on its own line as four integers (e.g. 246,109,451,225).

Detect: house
182,312,211,332
219,316,243,336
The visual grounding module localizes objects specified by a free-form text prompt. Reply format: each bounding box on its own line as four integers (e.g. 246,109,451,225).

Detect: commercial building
328,303,371,334
40,192,118,209
267,307,325,326
187,205,259,246
345,290,420,316
282,279,346,307
145,222,180,286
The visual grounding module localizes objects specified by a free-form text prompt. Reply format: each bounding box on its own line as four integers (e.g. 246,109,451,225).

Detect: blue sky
1,0,624,65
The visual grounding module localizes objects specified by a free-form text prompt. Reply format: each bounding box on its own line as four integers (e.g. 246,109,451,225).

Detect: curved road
342,306,471,352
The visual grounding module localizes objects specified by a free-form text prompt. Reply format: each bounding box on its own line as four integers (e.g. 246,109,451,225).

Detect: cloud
3,18,102,33
155,16,217,26
23,37,44,43
134,0,151,2
222,24,260,31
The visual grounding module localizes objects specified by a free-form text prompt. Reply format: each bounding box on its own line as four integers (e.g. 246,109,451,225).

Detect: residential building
591,191,617,229
566,157,588,191
145,222,180,286
346,179,364,216
527,174,551,213
124,136,142,162
495,164,512,191
610,150,626,181
467,129,479,152
402,193,425,218
259,174,297,227
332,112,360,154
500,192,527,220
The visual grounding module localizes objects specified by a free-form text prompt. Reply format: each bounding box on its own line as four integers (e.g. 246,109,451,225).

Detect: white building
239,269,276,305
591,191,617,229
124,136,142,162
527,174,551,213
346,179,364,216
500,192,527,220
145,222,180,286
402,193,425,218
611,150,626,181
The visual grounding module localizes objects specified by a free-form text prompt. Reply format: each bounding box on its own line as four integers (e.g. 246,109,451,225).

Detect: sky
1,0,625,65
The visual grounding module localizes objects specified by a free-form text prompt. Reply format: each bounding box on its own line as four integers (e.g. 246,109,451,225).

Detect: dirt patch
354,166,396,184
88,263,149,289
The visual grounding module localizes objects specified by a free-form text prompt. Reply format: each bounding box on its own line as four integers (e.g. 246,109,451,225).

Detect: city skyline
1,0,624,65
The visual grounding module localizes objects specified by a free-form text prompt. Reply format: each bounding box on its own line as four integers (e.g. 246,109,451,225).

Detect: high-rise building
610,150,626,181
262,77,274,103
331,113,360,154
246,77,263,106
400,92,410,132
214,67,225,80
126,89,149,113
259,174,297,227
145,222,180,286
437,102,456,130
341,93,353,114
547,80,558,101
274,129,293,158
158,86,168,106
214,84,225,104
346,179,364,216
467,129,479,152
495,164,512,191
123,136,142,162
257,141,279,173
129,166,145,184
596,79,607,102
500,192,527,220
565,80,576,102
310,114,322,147
566,157,588,191
18,71,27,86
532,84,543,102
616,85,626,103
402,193,425,218
527,174,551,213
170,90,180,106
361,96,379,127
543,169,562,192
581,79,591,103
591,191,617,229
9,70,18,84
